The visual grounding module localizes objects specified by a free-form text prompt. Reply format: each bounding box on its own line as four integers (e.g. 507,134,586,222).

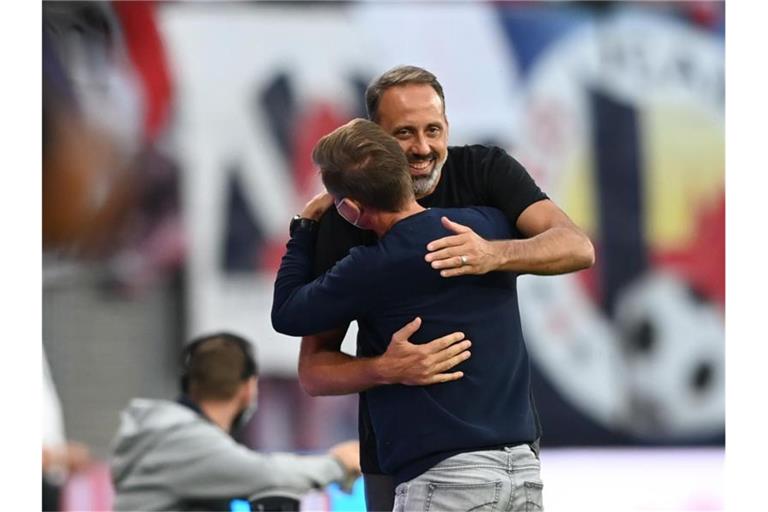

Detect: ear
233,378,247,405
355,203,380,231
344,198,363,218
347,198,375,230
240,376,257,405
250,377,258,402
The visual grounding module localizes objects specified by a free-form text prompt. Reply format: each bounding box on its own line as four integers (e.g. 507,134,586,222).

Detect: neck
372,199,426,238
198,399,239,432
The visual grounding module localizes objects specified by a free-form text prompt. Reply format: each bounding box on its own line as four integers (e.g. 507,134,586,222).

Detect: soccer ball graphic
612,271,724,439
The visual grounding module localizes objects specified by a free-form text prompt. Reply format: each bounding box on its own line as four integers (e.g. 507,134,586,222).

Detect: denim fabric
393,445,543,512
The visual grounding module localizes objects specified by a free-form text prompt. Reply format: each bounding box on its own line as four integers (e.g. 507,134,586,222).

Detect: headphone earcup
180,374,190,394
179,340,199,394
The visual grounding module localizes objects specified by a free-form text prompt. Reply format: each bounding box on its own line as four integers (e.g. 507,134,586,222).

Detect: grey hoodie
110,399,345,511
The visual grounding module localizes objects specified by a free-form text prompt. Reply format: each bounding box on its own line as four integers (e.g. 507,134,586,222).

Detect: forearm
272,230,319,335
299,319,471,395
183,446,344,498
259,452,347,491
299,346,387,396
493,225,595,275
272,232,361,336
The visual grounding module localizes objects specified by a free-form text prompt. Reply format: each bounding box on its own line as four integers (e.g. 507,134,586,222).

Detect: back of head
181,332,258,402
365,65,446,123
313,118,413,212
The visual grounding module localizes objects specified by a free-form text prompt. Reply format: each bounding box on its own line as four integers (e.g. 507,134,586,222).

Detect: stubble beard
411,155,446,198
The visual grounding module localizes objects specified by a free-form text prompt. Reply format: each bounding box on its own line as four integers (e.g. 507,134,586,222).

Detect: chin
412,159,445,197
413,170,441,197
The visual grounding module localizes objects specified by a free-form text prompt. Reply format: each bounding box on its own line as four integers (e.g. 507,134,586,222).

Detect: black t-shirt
310,144,548,473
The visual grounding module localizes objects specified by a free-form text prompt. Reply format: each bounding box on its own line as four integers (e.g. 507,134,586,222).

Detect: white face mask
334,197,362,227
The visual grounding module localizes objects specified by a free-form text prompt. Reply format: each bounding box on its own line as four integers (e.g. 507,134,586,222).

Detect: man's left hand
425,216,500,277
300,191,333,221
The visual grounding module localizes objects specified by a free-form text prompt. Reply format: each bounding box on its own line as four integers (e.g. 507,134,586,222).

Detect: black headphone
179,332,258,394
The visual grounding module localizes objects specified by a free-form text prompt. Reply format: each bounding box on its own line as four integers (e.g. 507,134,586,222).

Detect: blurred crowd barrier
43,1,724,511
58,447,723,512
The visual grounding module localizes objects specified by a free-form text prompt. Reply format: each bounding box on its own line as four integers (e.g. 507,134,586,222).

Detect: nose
411,133,431,157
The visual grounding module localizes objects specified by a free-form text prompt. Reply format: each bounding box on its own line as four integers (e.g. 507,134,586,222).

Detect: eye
427,125,442,136
394,128,411,139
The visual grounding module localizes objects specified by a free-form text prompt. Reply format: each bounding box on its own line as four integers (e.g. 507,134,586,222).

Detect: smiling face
376,83,449,198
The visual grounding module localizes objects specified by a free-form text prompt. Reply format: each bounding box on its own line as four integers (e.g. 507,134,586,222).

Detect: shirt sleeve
272,228,374,336
477,146,548,233
165,426,346,500
312,208,372,277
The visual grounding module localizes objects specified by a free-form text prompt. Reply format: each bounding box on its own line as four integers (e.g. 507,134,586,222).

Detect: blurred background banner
42,1,724,511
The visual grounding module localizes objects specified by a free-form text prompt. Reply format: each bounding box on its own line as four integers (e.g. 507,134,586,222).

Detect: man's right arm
298,318,472,396
166,432,358,499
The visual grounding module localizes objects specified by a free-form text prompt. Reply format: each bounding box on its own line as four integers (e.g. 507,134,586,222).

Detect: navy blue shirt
272,206,538,483
309,145,547,475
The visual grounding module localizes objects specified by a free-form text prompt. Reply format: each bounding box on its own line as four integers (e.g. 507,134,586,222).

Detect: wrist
300,192,333,221
299,208,324,221
491,239,516,270
330,454,348,475
368,356,393,386
289,215,318,238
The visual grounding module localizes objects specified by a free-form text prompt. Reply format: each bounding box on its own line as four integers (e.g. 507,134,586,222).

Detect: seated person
110,332,359,511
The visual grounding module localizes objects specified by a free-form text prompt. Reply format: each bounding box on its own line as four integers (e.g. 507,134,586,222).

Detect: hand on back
379,317,472,386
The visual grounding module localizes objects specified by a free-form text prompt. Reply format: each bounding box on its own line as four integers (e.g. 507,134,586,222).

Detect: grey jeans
393,445,543,512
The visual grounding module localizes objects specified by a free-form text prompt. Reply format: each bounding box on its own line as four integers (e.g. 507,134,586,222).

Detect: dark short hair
180,332,258,401
365,65,446,123
312,119,413,212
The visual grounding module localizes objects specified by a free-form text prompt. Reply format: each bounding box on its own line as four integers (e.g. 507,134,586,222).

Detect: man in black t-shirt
294,66,595,511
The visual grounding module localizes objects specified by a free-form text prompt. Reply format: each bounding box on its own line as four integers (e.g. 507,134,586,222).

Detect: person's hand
425,216,501,277
64,441,92,473
300,192,334,221
42,441,92,474
329,440,361,476
377,317,471,386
